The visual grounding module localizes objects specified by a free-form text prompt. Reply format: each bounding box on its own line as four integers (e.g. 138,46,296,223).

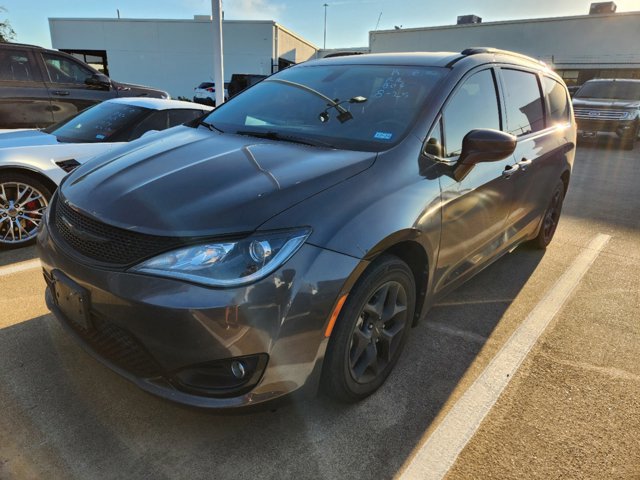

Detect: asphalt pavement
0,141,638,479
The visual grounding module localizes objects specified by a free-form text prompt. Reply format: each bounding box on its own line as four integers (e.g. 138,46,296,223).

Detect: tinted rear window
198,82,215,89
502,69,545,136
543,77,570,125
0,49,37,82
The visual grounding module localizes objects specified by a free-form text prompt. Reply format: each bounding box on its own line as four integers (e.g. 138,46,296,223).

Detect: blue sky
2,0,639,49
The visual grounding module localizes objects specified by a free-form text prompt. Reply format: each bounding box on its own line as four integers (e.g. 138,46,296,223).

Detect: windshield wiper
199,120,224,133
235,130,333,148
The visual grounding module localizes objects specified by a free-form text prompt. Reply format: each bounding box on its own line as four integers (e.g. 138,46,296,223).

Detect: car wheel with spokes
0,173,52,248
321,255,416,402
530,180,565,250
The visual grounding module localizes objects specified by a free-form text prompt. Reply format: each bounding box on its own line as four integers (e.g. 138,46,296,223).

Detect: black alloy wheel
322,255,416,402
531,180,565,249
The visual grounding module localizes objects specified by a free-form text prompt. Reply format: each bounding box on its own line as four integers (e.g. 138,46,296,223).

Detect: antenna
374,11,382,31
117,9,120,19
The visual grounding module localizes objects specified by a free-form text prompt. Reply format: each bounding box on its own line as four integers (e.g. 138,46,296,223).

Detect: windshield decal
374,131,393,140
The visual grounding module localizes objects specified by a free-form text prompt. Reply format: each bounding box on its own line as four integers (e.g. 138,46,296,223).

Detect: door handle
502,164,520,178
52,90,70,96
517,158,533,171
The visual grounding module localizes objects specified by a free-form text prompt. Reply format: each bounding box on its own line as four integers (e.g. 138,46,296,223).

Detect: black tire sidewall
534,180,565,249
322,255,416,402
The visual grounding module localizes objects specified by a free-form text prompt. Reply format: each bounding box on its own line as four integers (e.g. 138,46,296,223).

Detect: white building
49,17,318,98
369,9,640,86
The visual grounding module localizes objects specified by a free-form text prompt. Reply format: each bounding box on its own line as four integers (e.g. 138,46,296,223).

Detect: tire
530,180,565,250
321,255,416,402
622,129,637,151
0,172,53,249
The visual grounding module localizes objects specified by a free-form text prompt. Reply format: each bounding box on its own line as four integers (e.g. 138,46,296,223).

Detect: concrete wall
49,18,316,98
369,12,640,69
275,25,318,64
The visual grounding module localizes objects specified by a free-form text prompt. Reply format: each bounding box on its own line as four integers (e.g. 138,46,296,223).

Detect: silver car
0,97,211,248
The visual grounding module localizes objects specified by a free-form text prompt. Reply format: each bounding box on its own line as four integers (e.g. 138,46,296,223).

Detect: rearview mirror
85,73,112,90
459,129,517,166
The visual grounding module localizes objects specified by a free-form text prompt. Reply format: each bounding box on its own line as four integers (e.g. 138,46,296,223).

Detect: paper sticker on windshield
95,134,106,140
374,131,393,140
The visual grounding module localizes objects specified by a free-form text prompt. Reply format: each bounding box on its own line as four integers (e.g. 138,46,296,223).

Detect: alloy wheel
541,189,562,244
0,181,49,245
348,280,409,384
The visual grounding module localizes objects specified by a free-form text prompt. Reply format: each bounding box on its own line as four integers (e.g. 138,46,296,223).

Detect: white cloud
223,0,286,20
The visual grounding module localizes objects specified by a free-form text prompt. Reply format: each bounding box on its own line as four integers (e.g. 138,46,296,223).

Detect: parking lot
0,141,638,479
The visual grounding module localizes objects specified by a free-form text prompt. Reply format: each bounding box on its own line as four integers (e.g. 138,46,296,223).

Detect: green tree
0,6,16,43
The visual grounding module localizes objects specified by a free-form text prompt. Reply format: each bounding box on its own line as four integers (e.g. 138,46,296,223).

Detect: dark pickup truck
0,43,169,129
572,78,640,150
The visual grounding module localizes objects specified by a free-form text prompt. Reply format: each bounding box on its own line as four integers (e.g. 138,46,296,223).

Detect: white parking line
400,233,611,480
0,259,41,277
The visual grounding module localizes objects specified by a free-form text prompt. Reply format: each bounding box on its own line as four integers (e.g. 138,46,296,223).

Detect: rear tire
0,172,53,249
530,180,565,250
622,126,638,151
321,255,416,403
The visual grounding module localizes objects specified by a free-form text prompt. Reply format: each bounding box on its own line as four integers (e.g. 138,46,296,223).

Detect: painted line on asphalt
400,233,611,480
0,259,41,277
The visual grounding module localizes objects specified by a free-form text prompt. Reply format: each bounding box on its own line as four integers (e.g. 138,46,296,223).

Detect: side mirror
85,73,112,90
459,129,517,166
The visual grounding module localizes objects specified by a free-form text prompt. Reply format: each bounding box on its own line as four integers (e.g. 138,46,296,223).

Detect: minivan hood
572,98,640,109
61,126,376,237
0,129,57,148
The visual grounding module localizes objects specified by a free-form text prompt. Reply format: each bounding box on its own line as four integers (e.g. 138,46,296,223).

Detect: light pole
211,0,225,106
323,3,329,49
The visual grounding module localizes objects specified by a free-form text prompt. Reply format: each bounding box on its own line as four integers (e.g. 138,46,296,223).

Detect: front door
434,68,517,293
39,52,116,123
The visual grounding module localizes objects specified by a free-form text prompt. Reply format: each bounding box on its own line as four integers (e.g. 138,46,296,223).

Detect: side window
442,69,500,157
43,53,92,84
543,77,570,125
502,69,545,136
0,49,37,82
167,109,204,127
128,111,169,140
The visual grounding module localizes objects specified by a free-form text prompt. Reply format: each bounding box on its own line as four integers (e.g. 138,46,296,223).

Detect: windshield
575,81,640,101
202,64,446,151
46,102,150,143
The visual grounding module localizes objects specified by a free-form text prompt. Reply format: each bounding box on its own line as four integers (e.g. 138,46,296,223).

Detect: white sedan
0,97,212,248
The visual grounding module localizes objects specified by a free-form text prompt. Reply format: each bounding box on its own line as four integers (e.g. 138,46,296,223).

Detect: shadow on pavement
0,247,545,479
0,245,38,268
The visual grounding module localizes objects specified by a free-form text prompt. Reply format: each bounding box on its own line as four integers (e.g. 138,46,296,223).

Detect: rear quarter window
543,77,571,125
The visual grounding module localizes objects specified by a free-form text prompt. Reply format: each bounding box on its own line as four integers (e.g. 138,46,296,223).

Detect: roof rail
460,47,545,66
0,42,45,50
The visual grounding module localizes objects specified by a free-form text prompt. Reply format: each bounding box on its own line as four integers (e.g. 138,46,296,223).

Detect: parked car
0,97,211,247
0,42,170,129
193,81,229,106
572,78,640,150
226,73,267,98
38,48,575,409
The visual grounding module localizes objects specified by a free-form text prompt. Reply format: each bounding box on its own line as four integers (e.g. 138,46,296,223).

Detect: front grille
574,108,630,120
52,195,183,266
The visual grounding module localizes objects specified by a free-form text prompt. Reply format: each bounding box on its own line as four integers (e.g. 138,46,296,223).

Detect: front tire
530,180,565,250
0,172,53,249
321,255,416,402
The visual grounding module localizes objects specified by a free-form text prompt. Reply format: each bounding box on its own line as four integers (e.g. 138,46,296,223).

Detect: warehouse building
369,3,640,86
49,16,318,98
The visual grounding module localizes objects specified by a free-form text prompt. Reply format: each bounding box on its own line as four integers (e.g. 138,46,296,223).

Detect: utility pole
323,3,329,49
211,0,225,106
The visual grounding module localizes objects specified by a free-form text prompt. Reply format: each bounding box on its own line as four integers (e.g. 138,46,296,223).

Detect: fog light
231,360,246,379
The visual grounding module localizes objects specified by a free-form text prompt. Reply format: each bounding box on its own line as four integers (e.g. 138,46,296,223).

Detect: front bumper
37,219,360,409
575,117,637,135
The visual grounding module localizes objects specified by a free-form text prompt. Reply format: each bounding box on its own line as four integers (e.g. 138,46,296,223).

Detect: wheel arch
0,165,58,196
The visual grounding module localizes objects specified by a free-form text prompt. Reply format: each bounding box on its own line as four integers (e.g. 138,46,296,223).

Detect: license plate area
52,270,92,330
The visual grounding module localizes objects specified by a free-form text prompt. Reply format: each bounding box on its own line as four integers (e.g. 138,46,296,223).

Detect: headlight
130,228,311,287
